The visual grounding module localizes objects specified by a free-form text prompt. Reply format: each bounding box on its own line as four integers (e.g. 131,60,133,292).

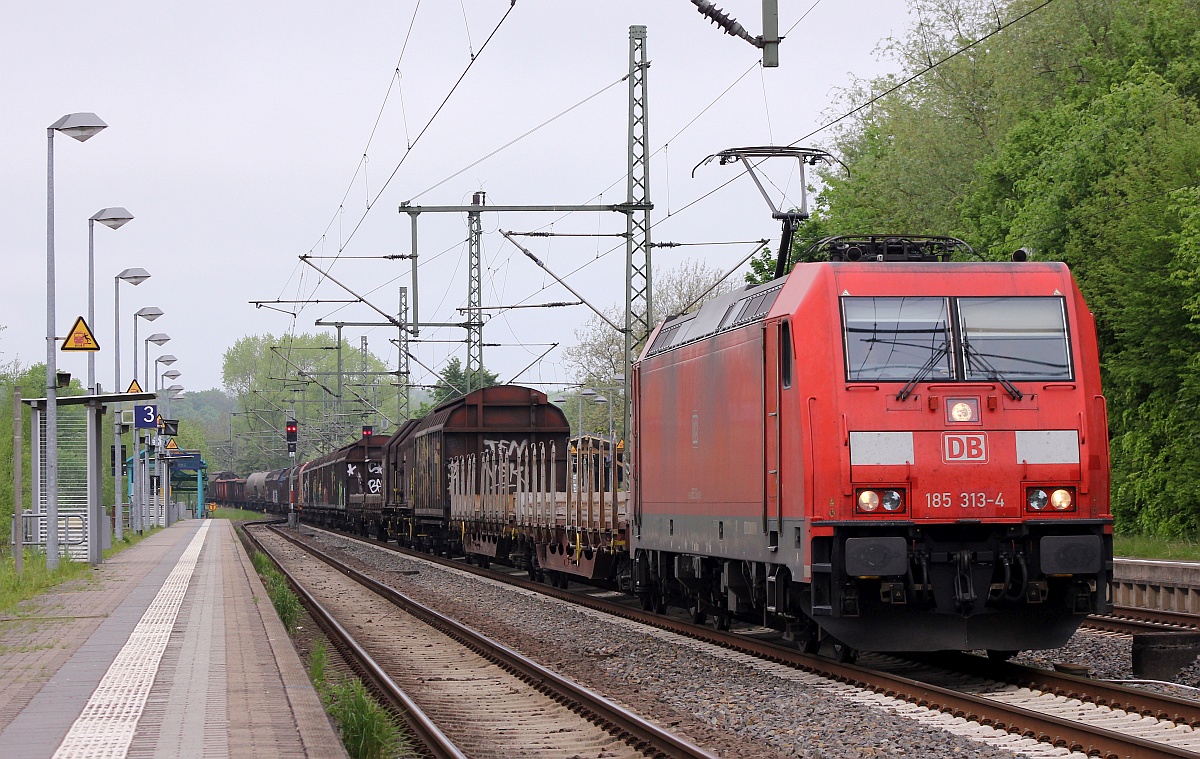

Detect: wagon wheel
801,627,821,655
832,640,858,664
639,592,655,612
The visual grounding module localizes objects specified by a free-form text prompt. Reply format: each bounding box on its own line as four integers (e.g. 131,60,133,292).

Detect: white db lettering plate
943,432,988,463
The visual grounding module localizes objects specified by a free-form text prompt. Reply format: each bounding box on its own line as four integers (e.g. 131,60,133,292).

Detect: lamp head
50,112,107,142
135,306,163,321
163,369,181,380
156,354,177,366
91,207,134,230
166,384,184,393
118,268,151,285
147,333,170,346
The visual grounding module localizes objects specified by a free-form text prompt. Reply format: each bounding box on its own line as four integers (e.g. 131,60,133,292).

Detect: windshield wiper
963,340,1023,400
897,340,950,401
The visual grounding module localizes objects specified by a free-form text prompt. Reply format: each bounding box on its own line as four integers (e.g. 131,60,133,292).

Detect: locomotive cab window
957,297,1072,381
843,297,952,381
780,320,793,388
842,295,1073,384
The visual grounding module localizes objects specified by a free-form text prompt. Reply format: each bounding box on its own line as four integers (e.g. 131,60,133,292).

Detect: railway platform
0,519,346,759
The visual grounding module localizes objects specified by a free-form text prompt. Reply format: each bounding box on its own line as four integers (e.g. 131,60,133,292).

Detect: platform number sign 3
134,405,158,429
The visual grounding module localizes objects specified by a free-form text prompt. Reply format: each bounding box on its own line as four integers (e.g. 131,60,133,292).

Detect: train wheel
639,592,655,612
690,604,707,626
832,641,858,664
716,614,731,631
802,630,821,655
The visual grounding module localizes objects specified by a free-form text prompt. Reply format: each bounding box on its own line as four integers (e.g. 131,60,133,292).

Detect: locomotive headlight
1027,489,1049,511
881,490,904,512
1051,489,1073,510
946,398,980,424
857,490,880,512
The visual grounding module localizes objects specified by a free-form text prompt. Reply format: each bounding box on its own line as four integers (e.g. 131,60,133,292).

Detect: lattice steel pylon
398,286,411,420
624,25,651,531
467,192,485,393
624,25,651,409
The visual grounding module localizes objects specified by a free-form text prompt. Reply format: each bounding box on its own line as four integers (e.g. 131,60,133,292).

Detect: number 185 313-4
925,492,1004,509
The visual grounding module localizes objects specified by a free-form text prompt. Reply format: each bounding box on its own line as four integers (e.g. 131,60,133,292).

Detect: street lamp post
87,208,133,393
144,333,170,388
130,309,161,535
46,112,107,569
146,341,171,528
159,374,180,528
112,268,149,542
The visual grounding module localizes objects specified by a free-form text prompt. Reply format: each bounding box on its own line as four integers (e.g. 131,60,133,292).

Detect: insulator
691,0,754,44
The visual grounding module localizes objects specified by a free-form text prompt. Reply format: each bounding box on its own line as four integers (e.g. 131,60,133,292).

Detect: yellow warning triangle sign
61,316,99,352
165,438,180,451
126,379,143,393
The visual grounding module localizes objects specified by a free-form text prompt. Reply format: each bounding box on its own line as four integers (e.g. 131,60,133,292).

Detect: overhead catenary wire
302,1,518,303
788,0,1057,146
403,71,631,204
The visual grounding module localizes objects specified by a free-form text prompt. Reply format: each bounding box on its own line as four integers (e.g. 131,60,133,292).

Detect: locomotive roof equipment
694,145,839,279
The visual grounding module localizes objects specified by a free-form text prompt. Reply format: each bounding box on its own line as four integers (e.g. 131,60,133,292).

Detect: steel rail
264,525,719,759
241,525,466,759
305,526,1200,759
1102,605,1200,631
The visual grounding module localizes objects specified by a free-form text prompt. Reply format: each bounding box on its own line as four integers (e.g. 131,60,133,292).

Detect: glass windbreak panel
843,297,952,381
958,297,1072,380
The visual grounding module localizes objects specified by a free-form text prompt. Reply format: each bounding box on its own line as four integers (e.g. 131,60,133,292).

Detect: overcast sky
2,1,914,396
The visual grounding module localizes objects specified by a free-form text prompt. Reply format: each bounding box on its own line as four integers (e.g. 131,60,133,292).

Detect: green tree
221,332,399,473
816,0,1200,534
430,357,499,406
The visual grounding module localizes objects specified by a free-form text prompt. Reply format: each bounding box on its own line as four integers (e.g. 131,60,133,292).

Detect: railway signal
286,419,297,455
362,425,373,438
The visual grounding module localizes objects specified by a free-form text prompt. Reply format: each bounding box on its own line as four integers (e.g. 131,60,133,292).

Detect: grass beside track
1115,534,1200,561
308,642,413,759
0,527,160,615
250,538,413,759
209,507,272,521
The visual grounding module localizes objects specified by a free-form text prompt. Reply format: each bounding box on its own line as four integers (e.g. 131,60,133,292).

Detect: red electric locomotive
630,236,1112,655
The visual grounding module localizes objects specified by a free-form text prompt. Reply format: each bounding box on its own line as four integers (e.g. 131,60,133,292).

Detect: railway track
244,523,718,759
1086,606,1200,635
297,524,1200,759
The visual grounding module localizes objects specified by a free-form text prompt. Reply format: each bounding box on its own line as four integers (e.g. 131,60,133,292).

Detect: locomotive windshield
843,297,952,381
842,296,1073,383
958,297,1072,381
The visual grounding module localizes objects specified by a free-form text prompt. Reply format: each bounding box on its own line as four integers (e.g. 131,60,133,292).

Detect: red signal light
362,425,373,438
286,420,297,443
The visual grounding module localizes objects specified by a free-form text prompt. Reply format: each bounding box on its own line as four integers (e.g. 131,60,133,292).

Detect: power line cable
788,0,1057,145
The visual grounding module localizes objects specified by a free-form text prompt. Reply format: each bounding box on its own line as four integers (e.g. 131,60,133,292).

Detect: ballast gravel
1016,626,1200,698
296,529,1066,758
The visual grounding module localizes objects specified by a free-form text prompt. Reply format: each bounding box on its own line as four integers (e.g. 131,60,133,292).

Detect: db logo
943,433,988,463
